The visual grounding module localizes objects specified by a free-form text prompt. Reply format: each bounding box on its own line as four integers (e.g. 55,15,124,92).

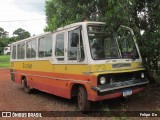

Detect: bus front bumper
89,79,149,101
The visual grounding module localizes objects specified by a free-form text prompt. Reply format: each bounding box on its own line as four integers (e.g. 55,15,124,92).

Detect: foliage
45,0,107,31
0,27,31,55
0,27,9,54
0,37,10,54
0,27,8,38
45,0,160,79
13,28,30,40
103,0,160,79
0,55,10,68
136,0,160,78
0,27,4,36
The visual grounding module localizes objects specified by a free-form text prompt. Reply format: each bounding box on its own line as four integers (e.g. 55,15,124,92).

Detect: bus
10,22,149,112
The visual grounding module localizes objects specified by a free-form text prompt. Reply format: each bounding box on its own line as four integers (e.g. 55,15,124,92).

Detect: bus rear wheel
22,78,32,94
78,86,90,112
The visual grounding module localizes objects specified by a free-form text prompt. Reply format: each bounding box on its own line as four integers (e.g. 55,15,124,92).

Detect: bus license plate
123,89,132,97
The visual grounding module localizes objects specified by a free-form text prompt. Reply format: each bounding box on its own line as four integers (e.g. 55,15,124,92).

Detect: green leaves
13,28,30,40
45,0,106,31
45,0,160,77
0,27,31,54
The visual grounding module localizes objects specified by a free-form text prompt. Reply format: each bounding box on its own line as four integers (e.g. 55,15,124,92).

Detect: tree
13,28,30,40
0,27,10,54
45,0,160,80
137,0,160,80
97,0,160,79
0,27,9,38
0,28,31,55
45,0,107,31
0,27,5,37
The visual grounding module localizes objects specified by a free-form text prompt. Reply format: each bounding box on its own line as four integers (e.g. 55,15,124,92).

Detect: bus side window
68,30,78,60
26,39,37,59
55,33,64,61
38,35,52,58
68,29,85,61
17,42,25,59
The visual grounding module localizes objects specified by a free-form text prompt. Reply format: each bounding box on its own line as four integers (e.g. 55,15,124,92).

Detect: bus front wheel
78,86,90,112
22,78,32,94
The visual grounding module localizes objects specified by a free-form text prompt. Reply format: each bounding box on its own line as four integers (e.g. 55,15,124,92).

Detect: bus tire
22,78,32,94
78,86,90,113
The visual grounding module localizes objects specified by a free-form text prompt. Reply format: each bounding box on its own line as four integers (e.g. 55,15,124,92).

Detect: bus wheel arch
71,84,80,97
71,84,90,112
21,76,26,85
22,76,32,94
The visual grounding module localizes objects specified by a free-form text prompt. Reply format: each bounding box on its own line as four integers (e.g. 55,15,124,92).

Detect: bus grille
98,71,146,85
110,71,143,83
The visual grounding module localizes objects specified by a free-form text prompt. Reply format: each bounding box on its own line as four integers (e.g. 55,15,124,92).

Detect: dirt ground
0,69,160,120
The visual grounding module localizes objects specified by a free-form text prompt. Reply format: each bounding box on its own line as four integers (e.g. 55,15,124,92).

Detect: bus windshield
87,25,139,60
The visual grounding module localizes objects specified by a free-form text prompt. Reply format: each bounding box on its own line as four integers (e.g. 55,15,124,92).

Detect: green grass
0,55,10,68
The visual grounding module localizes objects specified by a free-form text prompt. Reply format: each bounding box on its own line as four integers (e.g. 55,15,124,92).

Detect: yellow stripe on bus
11,61,144,75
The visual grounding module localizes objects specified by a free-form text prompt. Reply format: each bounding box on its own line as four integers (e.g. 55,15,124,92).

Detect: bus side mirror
71,33,79,47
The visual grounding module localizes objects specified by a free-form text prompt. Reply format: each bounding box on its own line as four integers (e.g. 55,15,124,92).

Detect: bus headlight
100,76,106,85
141,72,145,78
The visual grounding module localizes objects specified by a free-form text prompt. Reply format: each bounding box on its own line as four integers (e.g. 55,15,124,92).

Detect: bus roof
11,32,51,44
11,21,105,44
56,21,105,31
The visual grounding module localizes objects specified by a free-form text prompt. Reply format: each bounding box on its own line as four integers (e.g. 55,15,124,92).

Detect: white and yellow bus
10,22,149,112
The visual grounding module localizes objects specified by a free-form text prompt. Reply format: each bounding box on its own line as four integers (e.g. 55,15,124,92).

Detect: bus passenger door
66,26,88,87
51,32,68,97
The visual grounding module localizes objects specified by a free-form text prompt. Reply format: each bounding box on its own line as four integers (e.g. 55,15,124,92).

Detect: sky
0,0,46,36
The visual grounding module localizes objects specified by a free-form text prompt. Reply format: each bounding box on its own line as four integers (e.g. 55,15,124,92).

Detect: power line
0,18,46,23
